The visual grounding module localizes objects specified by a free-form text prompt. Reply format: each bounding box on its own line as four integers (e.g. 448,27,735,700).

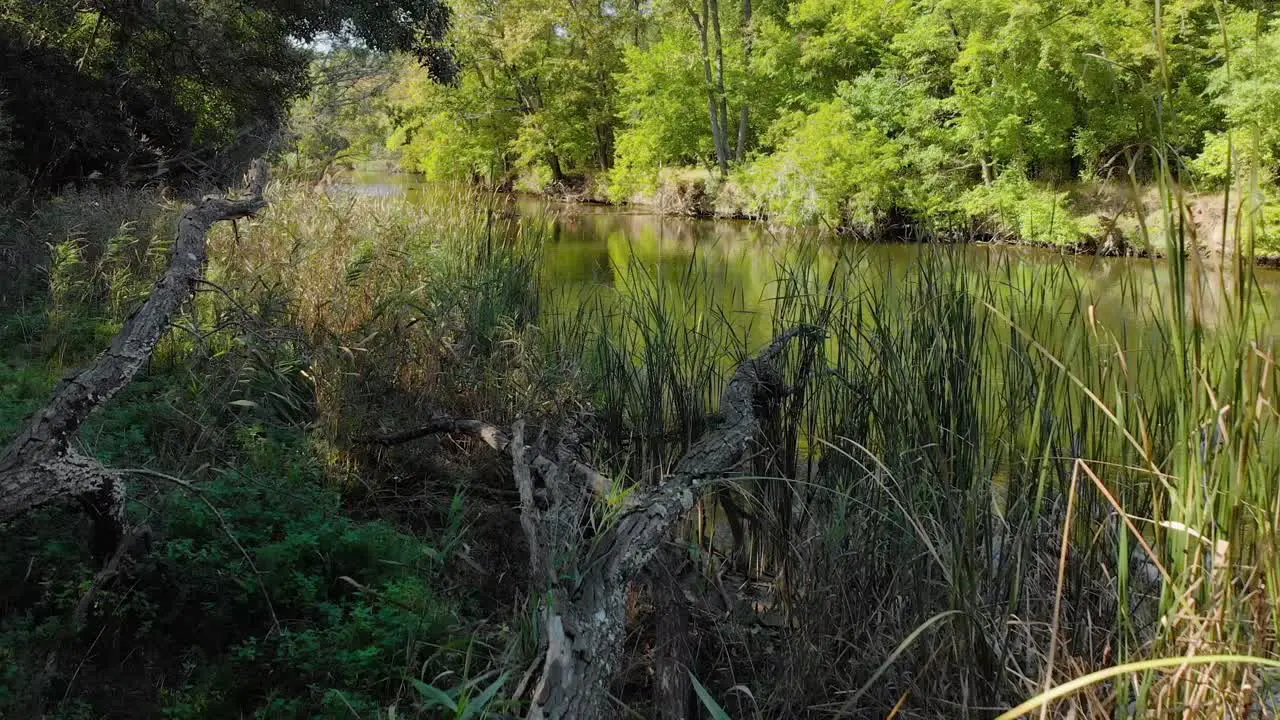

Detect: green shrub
959,169,1096,246
740,71,952,230
0,414,461,719
152,454,458,718
0,305,465,718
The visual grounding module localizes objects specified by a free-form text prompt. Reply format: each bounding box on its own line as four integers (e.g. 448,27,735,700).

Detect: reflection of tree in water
1084,257,1280,336
543,220,615,285
960,245,1280,338
377,174,1280,343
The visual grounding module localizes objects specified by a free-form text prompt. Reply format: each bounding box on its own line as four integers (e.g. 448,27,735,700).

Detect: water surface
347,172,1280,346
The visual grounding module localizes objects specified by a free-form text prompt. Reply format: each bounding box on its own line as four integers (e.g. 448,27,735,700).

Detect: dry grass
10,162,1277,718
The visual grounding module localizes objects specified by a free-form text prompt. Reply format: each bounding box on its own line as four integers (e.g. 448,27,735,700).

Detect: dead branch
0,161,269,557
365,416,511,451
519,325,821,719
368,328,820,718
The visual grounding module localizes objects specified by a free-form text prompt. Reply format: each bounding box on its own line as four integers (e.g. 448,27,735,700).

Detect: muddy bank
534,173,1280,267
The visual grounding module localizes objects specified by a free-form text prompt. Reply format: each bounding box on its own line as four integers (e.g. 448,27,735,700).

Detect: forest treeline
292,0,1280,244
5,0,1279,245
0,0,451,195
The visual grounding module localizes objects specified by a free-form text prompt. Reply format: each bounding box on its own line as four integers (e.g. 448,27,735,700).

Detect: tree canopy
0,0,451,192
360,0,1280,232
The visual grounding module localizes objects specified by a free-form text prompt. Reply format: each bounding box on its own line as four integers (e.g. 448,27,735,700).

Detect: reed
539,209,1277,717
21,167,1277,719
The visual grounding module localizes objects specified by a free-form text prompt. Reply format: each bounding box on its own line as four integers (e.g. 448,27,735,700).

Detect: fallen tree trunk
653,544,694,720
0,161,269,557
520,326,818,719
389,327,819,718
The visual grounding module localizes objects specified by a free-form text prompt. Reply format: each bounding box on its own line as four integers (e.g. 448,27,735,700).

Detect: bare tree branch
365,416,511,451
0,161,270,555
521,325,822,719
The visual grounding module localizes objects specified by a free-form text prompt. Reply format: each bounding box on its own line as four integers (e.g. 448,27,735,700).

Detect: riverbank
513,166,1280,265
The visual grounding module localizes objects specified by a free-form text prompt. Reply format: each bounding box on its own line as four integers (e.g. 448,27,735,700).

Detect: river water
348,172,1280,347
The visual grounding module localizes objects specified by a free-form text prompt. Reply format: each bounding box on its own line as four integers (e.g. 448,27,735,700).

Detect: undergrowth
3,153,1278,718
0,183,547,719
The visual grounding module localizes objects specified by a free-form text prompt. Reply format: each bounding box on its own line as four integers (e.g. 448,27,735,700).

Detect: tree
0,163,269,561
1194,16,1280,186
386,0,630,188
0,0,452,191
287,48,402,179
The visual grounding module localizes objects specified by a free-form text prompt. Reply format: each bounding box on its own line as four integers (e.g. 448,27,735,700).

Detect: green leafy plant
408,670,510,719
690,672,732,720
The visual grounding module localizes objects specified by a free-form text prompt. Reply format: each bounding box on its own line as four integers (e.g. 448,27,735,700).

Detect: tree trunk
547,152,566,185
596,122,614,172
367,335,822,720
690,0,729,176
710,0,731,169
0,161,269,558
736,108,749,164
735,0,752,161
520,327,820,718
632,0,643,47
653,545,693,720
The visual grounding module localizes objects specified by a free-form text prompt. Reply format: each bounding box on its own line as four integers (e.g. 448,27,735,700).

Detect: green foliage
960,168,1097,246
0,183,558,718
689,671,732,720
0,340,464,718
408,670,510,719
0,0,450,191
384,0,630,188
1193,17,1280,187
0,282,480,716
741,71,949,228
285,49,401,180
154,460,457,718
357,0,1280,247
385,65,515,183
609,34,722,199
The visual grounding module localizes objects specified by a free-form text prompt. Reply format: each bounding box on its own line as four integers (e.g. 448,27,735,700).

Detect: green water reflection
351,172,1280,348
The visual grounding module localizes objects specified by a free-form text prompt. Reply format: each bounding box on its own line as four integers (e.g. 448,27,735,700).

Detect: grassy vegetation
3,142,1279,719
0,185,553,718
534,221,1278,715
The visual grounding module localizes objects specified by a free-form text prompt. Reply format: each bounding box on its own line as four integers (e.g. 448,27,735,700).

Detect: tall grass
196,183,568,455
538,206,1278,717
15,167,1278,720
1,180,574,716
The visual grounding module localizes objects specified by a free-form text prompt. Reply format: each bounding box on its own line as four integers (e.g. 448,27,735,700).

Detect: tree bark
0,161,269,557
689,0,729,176
366,416,510,451
709,0,731,168
521,326,819,719
354,332,821,719
547,152,566,185
595,122,614,172
653,545,693,720
735,0,752,161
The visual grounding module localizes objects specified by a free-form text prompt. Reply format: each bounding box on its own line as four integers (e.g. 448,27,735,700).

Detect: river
347,172,1280,349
